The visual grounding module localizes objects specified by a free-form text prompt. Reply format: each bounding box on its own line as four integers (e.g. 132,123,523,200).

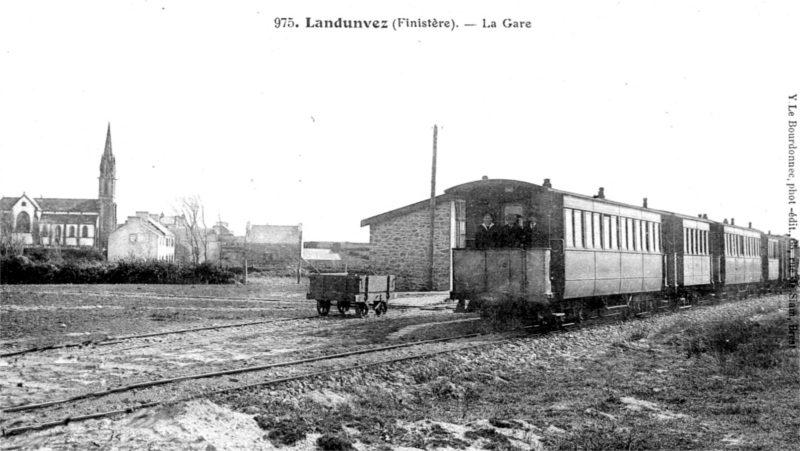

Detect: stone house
159,216,221,264
108,212,175,262
361,194,465,291
221,224,303,267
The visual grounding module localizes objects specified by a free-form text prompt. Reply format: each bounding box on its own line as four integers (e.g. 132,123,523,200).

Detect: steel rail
1,341,490,437
0,288,299,303
3,290,773,437
0,315,319,358
2,331,492,414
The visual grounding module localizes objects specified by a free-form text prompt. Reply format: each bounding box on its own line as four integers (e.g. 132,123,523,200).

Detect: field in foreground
0,277,310,350
2,286,798,450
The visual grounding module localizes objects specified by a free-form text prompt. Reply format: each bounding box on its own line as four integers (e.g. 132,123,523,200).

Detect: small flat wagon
306,273,396,317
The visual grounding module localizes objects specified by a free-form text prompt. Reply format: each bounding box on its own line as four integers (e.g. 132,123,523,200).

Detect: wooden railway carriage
710,221,763,297
449,178,670,321
762,233,793,292
448,177,794,323
660,213,715,300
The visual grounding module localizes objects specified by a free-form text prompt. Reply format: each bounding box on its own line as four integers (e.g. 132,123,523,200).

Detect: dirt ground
2,283,797,450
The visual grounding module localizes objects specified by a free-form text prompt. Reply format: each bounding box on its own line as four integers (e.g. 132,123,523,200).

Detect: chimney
543,178,552,188
698,214,702,218
596,187,605,199
642,198,648,208
482,175,489,181
723,218,728,224
703,214,708,219
731,218,735,226
749,222,752,228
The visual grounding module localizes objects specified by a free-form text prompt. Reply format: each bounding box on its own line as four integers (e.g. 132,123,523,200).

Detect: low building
221,224,303,267
108,212,175,262
361,195,459,291
159,216,221,264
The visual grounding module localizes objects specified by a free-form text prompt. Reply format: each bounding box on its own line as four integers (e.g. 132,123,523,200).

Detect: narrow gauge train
448,178,795,324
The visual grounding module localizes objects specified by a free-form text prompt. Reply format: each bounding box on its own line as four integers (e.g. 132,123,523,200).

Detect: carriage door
503,204,524,225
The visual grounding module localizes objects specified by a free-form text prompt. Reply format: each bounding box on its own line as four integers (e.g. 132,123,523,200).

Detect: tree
173,195,211,264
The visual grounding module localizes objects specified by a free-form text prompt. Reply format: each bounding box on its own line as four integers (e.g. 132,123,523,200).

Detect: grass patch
254,416,311,446
214,297,799,450
681,313,791,371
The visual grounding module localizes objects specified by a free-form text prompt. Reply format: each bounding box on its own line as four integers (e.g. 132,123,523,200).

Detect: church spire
100,123,115,179
104,122,112,156
98,123,118,253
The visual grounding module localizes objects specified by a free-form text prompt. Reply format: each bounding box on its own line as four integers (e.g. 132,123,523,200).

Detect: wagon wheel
316,300,331,316
355,303,369,318
374,301,388,317
337,302,350,315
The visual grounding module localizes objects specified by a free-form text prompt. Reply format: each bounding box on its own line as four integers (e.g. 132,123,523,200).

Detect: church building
0,125,118,252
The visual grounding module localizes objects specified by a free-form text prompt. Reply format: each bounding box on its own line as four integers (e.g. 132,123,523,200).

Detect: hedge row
0,256,236,285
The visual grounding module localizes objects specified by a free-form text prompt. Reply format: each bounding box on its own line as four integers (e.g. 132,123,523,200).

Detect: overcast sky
1,1,798,242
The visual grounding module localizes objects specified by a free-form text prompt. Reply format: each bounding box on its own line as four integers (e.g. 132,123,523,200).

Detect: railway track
3,289,774,438
0,294,450,358
0,315,320,358
1,326,516,437
0,287,303,304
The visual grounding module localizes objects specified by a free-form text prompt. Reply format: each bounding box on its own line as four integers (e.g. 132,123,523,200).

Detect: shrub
683,314,791,370
0,255,236,285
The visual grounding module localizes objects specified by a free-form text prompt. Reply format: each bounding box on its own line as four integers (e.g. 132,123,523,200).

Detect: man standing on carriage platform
522,213,548,248
475,212,498,248
499,213,523,247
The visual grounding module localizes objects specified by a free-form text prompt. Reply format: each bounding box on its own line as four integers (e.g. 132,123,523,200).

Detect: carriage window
632,220,639,251
619,218,627,250
700,230,705,255
624,218,631,250
564,209,575,248
602,215,611,249
610,215,618,249
592,213,601,249
684,228,689,255
584,211,593,248
574,210,584,248
653,223,660,253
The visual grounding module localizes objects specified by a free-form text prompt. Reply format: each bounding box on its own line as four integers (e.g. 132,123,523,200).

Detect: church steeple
99,123,116,201
98,123,118,252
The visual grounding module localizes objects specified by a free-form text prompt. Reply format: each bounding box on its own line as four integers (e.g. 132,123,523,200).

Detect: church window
82,226,89,238
22,202,26,207
41,225,49,237
55,226,61,243
15,211,31,233
69,226,75,238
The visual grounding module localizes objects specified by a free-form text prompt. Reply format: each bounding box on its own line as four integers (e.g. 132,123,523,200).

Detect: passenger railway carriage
448,177,795,323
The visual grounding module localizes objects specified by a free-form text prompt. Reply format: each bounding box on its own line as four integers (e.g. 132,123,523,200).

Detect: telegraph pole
428,125,438,291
